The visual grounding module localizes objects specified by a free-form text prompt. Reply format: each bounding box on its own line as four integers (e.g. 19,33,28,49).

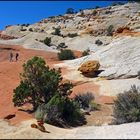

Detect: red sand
0,44,114,125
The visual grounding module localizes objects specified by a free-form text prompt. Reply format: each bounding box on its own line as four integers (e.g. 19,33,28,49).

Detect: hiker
9,52,13,62
15,52,19,62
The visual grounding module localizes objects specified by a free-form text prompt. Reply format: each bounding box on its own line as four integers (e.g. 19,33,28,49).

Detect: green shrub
111,2,124,6
113,85,140,124
80,10,84,16
107,25,114,36
82,49,90,56
58,49,75,60
20,28,27,31
74,92,95,110
67,33,78,38
95,6,100,9
52,27,61,36
57,43,68,49
35,93,84,127
29,28,33,32
43,37,51,46
89,100,101,111
66,8,74,14
92,10,97,16
95,39,103,46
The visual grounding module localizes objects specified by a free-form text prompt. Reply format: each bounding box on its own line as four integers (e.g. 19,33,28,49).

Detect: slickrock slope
0,2,140,51
56,36,140,79
1,119,140,139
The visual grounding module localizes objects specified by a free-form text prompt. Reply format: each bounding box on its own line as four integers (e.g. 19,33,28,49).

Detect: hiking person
15,52,19,62
9,52,13,62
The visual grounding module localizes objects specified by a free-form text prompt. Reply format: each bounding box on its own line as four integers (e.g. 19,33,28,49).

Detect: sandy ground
0,45,112,124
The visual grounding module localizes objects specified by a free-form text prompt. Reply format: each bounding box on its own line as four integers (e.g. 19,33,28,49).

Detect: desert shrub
21,24,30,27
137,71,140,79
82,49,90,56
80,10,84,16
105,10,112,14
67,33,78,38
111,2,124,6
35,93,84,127
13,56,63,111
58,49,75,60
20,28,27,31
89,100,101,111
35,103,47,121
29,28,33,32
48,16,55,19
92,10,97,16
95,39,103,46
107,25,114,36
57,43,68,49
66,8,74,14
95,6,100,9
113,85,140,124
74,92,95,110
43,37,51,46
21,24,26,26
52,27,61,36
40,29,44,32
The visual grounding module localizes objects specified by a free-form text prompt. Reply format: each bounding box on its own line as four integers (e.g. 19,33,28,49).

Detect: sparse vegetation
29,28,33,32
35,94,85,127
58,49,75,60
43,37,51,46
92,10,97,16
111,2,125,6
57,43,68,49
79,10,84,16
113,85,140,124
52,27,61,36
66,8,74,14
74,92,95,110
21,23,30,27
20,28,27,31
67,33,78,38
95,6,100,9
82,49,90,56
89,100,101,111
107,25,114,36
95,39,103,46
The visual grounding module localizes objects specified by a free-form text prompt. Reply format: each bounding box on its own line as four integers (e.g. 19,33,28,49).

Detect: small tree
13,56,62,111
52,27,61,36
95,39,103,46
107,25,114,36
95,6,100,9
43,37,51,46
66,8,74,14
58,49,75,60
57,43,68,49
